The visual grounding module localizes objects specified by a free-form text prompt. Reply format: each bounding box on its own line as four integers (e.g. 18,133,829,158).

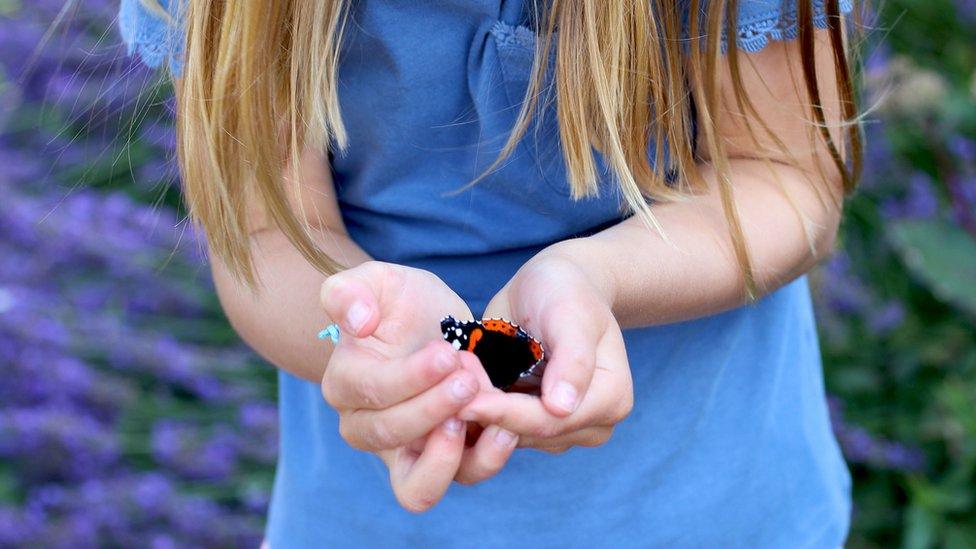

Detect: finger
458,391,564,439
341,369,479,451
457,350,499,394
518,426,614,451
390,418,466,513
457,375,617,439
536,303,603,417
324,340,461,410
454,425,519,485
320,269,383,338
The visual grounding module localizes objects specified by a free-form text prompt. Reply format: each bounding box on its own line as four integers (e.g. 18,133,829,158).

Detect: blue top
120,1,853,547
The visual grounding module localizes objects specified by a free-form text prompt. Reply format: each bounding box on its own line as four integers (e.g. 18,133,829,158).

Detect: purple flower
151,421,240,481
0,507,45,546
828,398,926,472
0,4,275,541
867,301,906,335
0,408,121,482
881,172,940,221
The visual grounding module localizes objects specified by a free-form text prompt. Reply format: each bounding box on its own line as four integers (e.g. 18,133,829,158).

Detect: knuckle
419,269,441,286
477,456,504,478
359,260,385,276
455,463,489,486
320,377,336,406
368,417,398,449
614,394,634,423
338,419,365,450
530,422,560,439
580,428,613,448
355,375,383,408
397,492,436,514
371,261,406,290
420,357,448,385
322,355,347,398
319,275,341,307
321,365,347,407
420,400,449,425
393,487,437,513
460,457,501,485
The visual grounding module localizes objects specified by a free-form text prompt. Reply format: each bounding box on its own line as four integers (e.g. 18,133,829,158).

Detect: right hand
319,261,512,512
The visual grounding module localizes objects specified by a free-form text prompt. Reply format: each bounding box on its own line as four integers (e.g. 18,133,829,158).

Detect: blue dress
120,1,854,546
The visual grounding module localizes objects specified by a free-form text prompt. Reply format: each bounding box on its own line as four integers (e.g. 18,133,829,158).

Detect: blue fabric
118,0,184,74
687,0,856,52
120,1,854,547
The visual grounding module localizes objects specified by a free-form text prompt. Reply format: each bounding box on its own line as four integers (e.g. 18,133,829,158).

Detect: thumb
320,267,382,338
537,307,600,417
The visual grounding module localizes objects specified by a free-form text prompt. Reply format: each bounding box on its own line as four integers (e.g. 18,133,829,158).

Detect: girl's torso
118,0,853,546
272,1,851,547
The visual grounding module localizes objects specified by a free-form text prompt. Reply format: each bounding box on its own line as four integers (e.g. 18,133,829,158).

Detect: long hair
156,0,863,296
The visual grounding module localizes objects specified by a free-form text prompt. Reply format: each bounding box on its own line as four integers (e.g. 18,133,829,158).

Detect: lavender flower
0,3,276,544
827,398,926,472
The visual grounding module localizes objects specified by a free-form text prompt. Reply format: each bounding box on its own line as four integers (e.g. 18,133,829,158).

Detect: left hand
458,248,634,454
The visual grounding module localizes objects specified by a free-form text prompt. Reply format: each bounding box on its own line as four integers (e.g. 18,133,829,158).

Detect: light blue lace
121,0,855,76
730,0,854,53
118,0,184,74
491,0,854,54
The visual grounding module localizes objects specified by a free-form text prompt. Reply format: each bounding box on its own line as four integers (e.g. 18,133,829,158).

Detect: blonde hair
156,0,862,297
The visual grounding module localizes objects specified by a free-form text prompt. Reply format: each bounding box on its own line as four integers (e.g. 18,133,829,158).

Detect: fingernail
551,381,579,413
435,348,457,374
493,427,516,447
443,417,463,434
345,301,370,334
450,375,476,402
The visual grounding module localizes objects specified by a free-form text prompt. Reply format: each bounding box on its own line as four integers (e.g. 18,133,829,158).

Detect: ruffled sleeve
118,0,185,74
684,0,856,53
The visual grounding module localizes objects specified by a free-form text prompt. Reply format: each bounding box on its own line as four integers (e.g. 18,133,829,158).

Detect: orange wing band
466,327,483,352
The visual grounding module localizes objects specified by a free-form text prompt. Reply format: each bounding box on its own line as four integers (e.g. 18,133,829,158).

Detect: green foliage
816,0,976,545
889,219,976,317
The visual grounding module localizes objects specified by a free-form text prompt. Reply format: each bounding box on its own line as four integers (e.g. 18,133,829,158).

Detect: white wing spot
454,328,462,336
451,340,462,350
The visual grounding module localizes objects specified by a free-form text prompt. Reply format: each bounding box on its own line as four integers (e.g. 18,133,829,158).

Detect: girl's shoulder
117,0,855,72
723,0,856,52
118,0,185,74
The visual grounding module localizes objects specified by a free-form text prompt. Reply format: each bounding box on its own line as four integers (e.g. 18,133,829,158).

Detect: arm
551,30,846,328
462,28,848,448
209,150,496,509
182,87,506,506
209,146,370,382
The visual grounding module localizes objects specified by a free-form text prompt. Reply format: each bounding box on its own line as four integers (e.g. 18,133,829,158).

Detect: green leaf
944,524,976,549
889,219,976,317
0,466,19,504
904,503,940,549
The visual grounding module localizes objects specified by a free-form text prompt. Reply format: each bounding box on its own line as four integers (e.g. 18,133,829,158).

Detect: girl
120,0,861,546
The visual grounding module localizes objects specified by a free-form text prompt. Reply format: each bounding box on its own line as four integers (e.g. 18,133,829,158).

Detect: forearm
212,228,371,382
548,159,841,328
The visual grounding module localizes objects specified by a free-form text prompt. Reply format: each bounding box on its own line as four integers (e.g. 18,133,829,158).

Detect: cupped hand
459,251,634,453
319,261,518,510
320,261,477,511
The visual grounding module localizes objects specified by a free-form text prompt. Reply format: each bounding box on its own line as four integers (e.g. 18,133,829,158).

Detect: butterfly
440,316,545,390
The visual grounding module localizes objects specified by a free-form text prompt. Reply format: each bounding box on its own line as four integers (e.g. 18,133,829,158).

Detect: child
120,0,861,546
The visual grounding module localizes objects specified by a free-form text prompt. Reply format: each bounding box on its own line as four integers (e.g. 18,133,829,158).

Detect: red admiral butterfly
440,316,545,390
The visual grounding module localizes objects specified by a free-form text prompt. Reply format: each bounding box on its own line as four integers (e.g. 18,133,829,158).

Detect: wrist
535,238,619,311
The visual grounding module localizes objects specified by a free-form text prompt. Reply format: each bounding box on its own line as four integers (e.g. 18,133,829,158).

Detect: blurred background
0,1,973,547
